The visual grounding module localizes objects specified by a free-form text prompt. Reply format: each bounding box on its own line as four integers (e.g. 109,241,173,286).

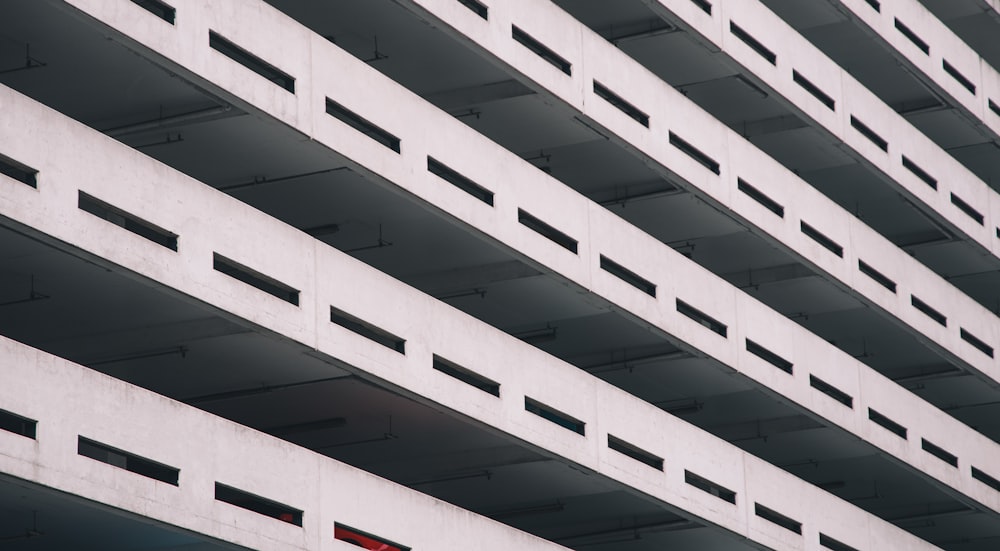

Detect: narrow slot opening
754,503,802,535
867,408,907,439
0,153,38,188
330,306,406,354
685,470,736,503
518,209,578,253
820,533,859,551
745,339,793,374
669,132,720,174
950,193,984,225
0,408,36,439
131,0,175,24
428,157,493,205
729,22,776,65
209,31,294,93
990,99,1000,117
850,116,888,152
432,355,500,396
512,26,571,75
943,60,976,94
608,435,663,471
78,437,179,485
600,255,656,297
921,438,958,467
78,192,178,251
972,466,1000,492
215,483,302,525
335,524,410,551
863,0,881,12
213,254,299,306
593,81,649,127
910,295,947,326
894,18,929,55
792,70,835,110
960,328,994,358
524,397,585,435
456,0,488,20
800,221,844,257
737,178,784,217
858,260,897,293
901,156,937,189
809,375,853,408
676,299,727,337
690,0,712,15
326,98,400,153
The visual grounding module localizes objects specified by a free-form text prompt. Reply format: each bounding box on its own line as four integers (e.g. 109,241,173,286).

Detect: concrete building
3,1,1000,550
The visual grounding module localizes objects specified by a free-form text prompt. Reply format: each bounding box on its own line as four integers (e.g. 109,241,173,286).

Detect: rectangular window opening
456,0,488,20
729,22,776,65
863,0,881,12
800,221,844,257
894,18,929,55
593,81,649,127
326,98,400,153
921,438,958,467
868,408,907,439
950,193,984,225
820,533,860,551
676,299,727,337
78,437,179,485
990,99,1000,118
524,397,585,435
427,157,493,205
214,254,299,306
792,70,835,110
600,255,656,297
0,153,38,188
209,31,294,93
754,503,802,535
910,295,947,326
858,260,897,293
960,328,994,358
972,466,1000,492
330,306,405,354
690,0,712,15
518,209,578,253
79,192,178,251
685,470,736,504
512,26,571,75
432,355,500,396
669,132,720,174
745,339,793,374
215,483,302,525
901,156,937,189
943,60,976,95
737,178,784,217
335,524,410,551
850,116,888,152
0,408,36,440
809,375,853,408
131,0,175,24
608,435,663,471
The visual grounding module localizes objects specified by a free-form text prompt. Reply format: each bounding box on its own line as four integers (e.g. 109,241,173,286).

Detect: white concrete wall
0,80,969,551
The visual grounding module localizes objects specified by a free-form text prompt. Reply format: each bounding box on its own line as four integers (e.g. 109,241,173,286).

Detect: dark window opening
518,209,578,253
215,483,302,525
990,99,1000,118
792,70,835,110
820,533,859,551
729,22,776,65
209,31,294,92
335,524,410,551
690,0,712,15
326,98,400,153
943,60,976,94
858,260,896,293
432,355,500,396
910,295,947,326
850,116,888,152
676,299,727,337
0,153,38,188
456,0,487,20
921,438,958,467
524,397,585,435
428,157,493,205
868,408,907,439
593,81,649,127
669,132,720,174
745,339,793,374
894,18,929,55
131,0,175,24
79,192,178,251
608,435,663,471
0,408,36,439
685,470,736,503
754,503,801,534
78,437,179,485
512,26,571,75
600,255,656,297
330,307,405,354
809,375,853,408
737,178,784,217
960,328,994,358
800,221,844,257
901,156,937,189
950,193,984,225
213,254,299,306
972,466,1000,492
863,0,881,12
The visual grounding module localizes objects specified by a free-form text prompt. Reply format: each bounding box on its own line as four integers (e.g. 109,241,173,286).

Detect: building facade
2,1,1000,550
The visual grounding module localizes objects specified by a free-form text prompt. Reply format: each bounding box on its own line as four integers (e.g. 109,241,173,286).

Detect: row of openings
891,16,981,98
